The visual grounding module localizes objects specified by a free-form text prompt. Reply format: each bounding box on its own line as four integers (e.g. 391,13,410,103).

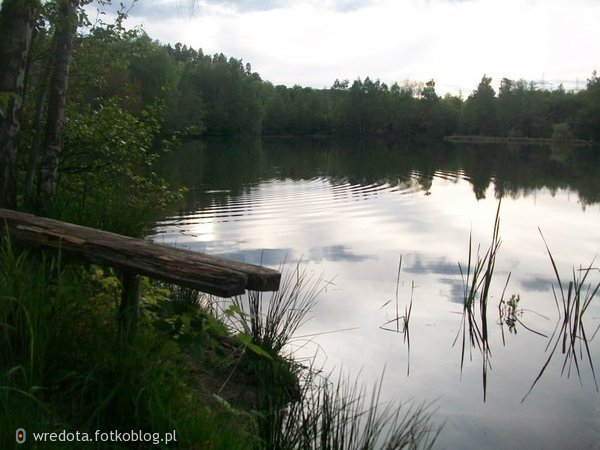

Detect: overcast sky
100,0,600,95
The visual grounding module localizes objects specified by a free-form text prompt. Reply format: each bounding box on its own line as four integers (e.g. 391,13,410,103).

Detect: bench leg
119,272,140,341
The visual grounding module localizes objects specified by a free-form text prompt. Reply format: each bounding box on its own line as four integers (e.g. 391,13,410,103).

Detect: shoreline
444,135,593,146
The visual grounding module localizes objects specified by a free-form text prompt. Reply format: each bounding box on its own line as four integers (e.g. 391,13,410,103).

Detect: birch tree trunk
38,0,79,214
0,0,39,208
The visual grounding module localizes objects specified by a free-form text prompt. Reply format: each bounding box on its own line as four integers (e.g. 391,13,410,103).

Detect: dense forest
162,47,600,141
85,34,600,141
1,1,599,215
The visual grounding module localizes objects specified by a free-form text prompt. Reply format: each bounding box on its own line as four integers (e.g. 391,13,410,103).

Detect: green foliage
162,46,265,136
236,332,275,361
496,78,552,137
164,63,207,135
128,34,178,106
142,282,231,359
0,235,256,449
67,15,177,115
460,75,498,135
54,98,183,235
573,71,600,141
12,11,183,221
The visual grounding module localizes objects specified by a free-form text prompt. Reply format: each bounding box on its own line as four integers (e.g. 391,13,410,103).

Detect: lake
153,137,600,449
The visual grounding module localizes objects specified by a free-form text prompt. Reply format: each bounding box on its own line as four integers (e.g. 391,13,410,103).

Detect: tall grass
380,256,413,335
380,256,413,376
0,233,256,449
1,227,441,449
209,262,442,449
230,262,324,358
264,368,441,450
453,200,504,401
521,230,600,402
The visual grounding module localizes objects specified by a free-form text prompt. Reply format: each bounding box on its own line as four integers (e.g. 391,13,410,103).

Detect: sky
95,0,600,95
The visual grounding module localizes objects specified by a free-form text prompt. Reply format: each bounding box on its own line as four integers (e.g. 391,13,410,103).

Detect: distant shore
444,135,593,146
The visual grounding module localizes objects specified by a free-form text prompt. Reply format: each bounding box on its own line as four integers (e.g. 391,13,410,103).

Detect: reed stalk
453,200,503,402
522,230,600,402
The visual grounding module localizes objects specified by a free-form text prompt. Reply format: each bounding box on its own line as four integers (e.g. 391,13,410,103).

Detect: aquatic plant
453,200,503,401
497,291,549,345
210,261,441,448
380,257,413,334
498,293,521,334
522,230,600,402
264,367,442,450
380,256,413,375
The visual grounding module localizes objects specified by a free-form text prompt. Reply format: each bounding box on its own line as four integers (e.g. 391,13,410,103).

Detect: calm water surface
153,138,600,449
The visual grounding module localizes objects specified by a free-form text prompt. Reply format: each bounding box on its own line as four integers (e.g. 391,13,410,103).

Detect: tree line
1,0,599,213
163,44,599,143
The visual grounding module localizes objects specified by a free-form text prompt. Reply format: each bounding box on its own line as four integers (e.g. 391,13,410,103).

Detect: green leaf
237,333,273,360
224,304,243,318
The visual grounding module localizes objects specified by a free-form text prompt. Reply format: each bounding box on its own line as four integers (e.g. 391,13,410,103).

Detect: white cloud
118,0,600,94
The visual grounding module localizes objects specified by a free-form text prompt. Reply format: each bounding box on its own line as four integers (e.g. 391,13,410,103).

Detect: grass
380,256,413,336
263,368,442,450
448,202,598,404
380,256,413,376
0,231,442,448
453,200,504,401
521,229,600,402
181,260,443,449
0,234,257,449
229,261,324,358
219,262,441,449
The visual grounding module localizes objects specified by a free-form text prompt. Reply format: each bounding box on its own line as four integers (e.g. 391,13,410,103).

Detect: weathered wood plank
0,208,281,297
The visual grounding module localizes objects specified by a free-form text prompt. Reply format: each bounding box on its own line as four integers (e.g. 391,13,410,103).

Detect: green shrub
54,99,183,237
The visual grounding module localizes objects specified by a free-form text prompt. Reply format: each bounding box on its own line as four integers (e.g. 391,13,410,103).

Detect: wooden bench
0,208,281,338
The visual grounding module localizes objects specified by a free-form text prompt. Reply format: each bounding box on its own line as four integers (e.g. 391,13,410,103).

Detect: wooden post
119,272,140,341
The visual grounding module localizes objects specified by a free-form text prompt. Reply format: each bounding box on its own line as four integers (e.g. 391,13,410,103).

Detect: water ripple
155,173,452,238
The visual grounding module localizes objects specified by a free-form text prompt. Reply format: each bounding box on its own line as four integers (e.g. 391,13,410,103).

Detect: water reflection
404,257,459,277
308,245,375,263
519,276,558,292
153,138,600,449
497,294,549,344
158,137,600,212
